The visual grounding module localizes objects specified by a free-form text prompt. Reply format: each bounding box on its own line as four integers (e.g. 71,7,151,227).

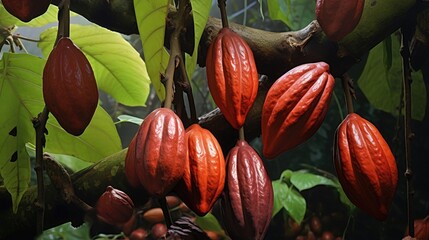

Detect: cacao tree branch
48,0,418,80
0,0,423,238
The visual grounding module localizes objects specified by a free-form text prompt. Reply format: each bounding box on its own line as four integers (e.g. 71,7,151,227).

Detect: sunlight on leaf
185,0,211,80
279,184,306,224
358,36,427,121
134,0,170,100
0,53,43,212
38,24,150,107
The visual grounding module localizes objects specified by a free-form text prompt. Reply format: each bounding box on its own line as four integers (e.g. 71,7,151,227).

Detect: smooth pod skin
316,0,365,41
261,62,335,159
96,186,134,226
334,113,398,221
221,140,273,240
133,108,186,197
206,28,259,129
174,124,225,216
2,0,51,22
43,37,98,136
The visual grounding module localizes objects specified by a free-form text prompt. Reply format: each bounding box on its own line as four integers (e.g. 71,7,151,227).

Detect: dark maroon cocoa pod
96,186,134,227
221,140,273,240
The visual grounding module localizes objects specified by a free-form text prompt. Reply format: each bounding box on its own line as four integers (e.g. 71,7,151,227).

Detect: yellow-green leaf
134,0,170,100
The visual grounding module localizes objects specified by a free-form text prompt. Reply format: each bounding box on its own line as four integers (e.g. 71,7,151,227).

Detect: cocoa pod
334,113,398,220
131,108,186,197
96,186,134,226
2,0,51,22
221,140,273,240
43,37,98,136
125,137,141,188
174,124,225,216
261,62,335,159
316,0,364,41
405,215,429,240
206,28,259,129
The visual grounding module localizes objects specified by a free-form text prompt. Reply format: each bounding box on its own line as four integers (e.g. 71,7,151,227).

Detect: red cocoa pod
206,28,259,129
125,137,141,188
43,37,98,136
221,140,273,240
334,113,398,220
96,186,134,226
2,0,51,22
316,0,364,41
405,215,429,240
174,124,225,216
133,108,186,197
261,62,335,159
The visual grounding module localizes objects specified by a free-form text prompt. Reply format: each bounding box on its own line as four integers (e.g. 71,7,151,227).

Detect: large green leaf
0,4,60,28
185,0,211,80
38,24,150,107
266,0,315,30
272,180,285,217
195,213,223,233
0,53,43,212
290,171,337,191
358,36,426,121
0,53,121,211
134,0,170,100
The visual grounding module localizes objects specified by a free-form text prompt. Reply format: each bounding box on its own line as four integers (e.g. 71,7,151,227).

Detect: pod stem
218,0,229,28
400,23,415,237
32,106,49,235
56,0,70,43
158,197,173,228
238,127,245,141
341,74,355,115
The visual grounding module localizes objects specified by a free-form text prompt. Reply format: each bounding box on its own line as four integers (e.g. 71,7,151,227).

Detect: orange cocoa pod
334,113,398,220
132,108,186,197
174,124,225,216
2,0,51,22
125,137,140,188
221,140,273,240
206,28,259,129
43,37,98,136
261,62,335,159
316,0,364,41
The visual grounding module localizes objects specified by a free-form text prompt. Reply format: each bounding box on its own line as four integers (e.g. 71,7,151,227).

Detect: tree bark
0,0,422,238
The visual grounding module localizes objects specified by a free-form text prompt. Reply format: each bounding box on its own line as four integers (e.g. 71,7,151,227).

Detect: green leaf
290,171,337,191
0,4,61,28
272,180,285,217
38,222,90,240
38,24,150,107
0,53,44,212
134,0,170,100
332,179,356,211
358,36,427,121
45,105,122,162
185,0,211,80
194,213,224,233
116,114,143,125
26,143,91,172
266,0,315,30
278,184,306,224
